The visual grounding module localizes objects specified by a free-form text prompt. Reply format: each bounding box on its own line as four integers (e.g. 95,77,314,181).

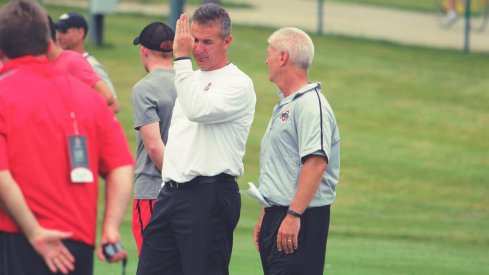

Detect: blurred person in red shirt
0,1,134,274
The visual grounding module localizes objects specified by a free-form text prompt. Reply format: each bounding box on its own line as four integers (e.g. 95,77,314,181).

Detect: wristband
174,56,190,61
286,209,302,218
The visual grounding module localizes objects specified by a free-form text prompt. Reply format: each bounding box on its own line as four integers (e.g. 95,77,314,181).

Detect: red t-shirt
0,56,134,246
54,50,101,88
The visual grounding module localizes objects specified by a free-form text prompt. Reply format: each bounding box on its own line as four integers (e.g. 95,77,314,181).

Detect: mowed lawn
326,0,434,12
5,2,489,274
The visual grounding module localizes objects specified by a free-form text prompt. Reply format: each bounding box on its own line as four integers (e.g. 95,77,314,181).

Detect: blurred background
2,0,488,274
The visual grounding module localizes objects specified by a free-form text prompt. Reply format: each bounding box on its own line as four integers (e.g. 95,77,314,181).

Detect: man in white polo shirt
253,27,340,275
136,3,256,275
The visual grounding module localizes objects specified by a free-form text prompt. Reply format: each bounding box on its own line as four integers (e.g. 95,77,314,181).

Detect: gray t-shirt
132,68,176,199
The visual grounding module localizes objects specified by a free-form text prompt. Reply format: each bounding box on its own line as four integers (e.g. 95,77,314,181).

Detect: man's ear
78,28,86,40
140,45,148,56
223,34,233,50
279,51,289,66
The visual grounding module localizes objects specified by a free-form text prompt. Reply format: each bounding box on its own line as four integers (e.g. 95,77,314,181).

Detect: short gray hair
267,27,314,70
192,3,232,39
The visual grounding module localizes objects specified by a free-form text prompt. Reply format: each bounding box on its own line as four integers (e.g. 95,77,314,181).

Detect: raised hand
173,13,194,58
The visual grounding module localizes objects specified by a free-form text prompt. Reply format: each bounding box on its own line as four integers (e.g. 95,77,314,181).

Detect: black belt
166,173,236,189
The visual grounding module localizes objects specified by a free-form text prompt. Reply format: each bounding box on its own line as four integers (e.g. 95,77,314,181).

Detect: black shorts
0,232,93,275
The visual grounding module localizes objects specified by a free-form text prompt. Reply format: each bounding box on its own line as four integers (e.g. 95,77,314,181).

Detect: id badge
68,135,94,183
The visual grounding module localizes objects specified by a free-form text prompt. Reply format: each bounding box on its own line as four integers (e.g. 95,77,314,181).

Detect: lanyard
70,111,80,135
50,73,80,136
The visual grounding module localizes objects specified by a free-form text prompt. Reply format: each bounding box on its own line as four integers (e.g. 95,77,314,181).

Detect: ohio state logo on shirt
280,110,290,122
203,82,212,92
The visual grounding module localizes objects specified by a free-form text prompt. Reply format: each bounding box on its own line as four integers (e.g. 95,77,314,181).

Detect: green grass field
327,0,434,12
2,0,488,274
80,0,254,9
119,0,434,13
329,0,487,14
127,0,435,13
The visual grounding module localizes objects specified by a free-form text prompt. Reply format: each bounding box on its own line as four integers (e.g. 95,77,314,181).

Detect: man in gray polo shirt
254,27,340,275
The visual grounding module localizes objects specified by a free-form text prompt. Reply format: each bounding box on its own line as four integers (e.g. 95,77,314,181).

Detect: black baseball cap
133,22,174,52
55,12,88,33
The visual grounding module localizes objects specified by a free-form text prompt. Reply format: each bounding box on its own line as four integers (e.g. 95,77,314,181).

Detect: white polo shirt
161,59,256,184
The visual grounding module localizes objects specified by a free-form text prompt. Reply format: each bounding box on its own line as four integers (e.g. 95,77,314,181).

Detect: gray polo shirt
258,82,340,207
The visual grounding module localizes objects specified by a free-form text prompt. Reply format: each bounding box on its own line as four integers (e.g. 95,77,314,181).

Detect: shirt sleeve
132,81,160,130
88,56,117,98
173,60,255,123
66,53,101,88
296,91,333,162
95,100,134,177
